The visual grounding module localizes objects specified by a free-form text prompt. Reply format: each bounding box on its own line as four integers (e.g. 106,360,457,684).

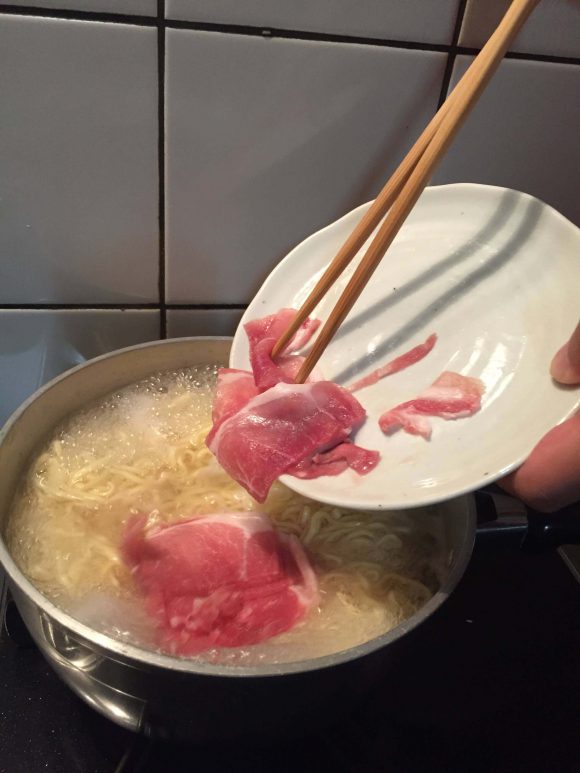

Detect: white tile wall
6,1,156,13
434,56,580,228
167,308,245,338
460,0,580,58
1,3,579,418
0,310,159,425
0,15,158,303
166,0,460,44
165,30,446,303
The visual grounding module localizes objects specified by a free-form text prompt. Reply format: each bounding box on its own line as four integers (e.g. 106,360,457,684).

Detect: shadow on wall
0,312,158,427
1,313,85,425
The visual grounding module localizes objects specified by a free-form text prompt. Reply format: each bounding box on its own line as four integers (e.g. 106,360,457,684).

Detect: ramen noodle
6,365,447,664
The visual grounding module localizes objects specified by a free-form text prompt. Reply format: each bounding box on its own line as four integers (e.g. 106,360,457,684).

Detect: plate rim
231,183,580,510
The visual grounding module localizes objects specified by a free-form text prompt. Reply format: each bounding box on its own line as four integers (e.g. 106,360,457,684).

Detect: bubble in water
7,359,445,667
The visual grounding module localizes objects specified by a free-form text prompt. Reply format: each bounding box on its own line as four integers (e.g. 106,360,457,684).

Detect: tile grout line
0,304,248,310
165,19,452,52
157,0,167,339
0,304,161,310
0,5,447,52
0,5,157,25
166,304,248,311
0,5,578,65
485,49,580,66
436,0,468,110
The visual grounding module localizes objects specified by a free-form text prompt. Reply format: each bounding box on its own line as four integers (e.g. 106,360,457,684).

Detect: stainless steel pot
0,337,543,742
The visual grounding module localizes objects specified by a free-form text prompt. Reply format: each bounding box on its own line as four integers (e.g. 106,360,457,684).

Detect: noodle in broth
6,365,447,664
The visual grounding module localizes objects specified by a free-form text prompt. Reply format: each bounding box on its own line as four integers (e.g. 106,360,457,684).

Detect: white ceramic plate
231,184,580,510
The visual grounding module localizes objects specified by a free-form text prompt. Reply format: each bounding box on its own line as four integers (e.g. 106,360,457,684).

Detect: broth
7,365,447,665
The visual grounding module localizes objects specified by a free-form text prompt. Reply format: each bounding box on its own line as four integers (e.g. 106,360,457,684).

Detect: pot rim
0,337,476,678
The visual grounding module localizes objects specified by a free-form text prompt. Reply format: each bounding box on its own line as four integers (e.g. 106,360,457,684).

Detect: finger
550,320,580,385
499,413,580,512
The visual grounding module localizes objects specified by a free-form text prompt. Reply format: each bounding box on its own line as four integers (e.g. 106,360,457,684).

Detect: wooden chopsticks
271,48,475,359
272,0,540,383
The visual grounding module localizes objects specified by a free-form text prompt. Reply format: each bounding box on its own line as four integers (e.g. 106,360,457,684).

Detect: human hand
499,321,580,512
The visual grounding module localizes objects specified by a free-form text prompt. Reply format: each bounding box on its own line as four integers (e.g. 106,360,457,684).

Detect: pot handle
474,488,580,553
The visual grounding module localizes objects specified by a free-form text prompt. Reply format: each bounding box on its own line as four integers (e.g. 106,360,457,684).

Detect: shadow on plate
332,190,544,384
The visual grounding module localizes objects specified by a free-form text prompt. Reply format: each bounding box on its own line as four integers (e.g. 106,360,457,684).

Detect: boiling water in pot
6,365,447,665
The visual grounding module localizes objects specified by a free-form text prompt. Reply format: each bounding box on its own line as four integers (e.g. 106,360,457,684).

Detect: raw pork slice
245,308,320,356
287,442,380,479
379,371,485,440
245,308,321,390
210,368,258,436
206,381,373,502
347,334,437,393
122,512,318,655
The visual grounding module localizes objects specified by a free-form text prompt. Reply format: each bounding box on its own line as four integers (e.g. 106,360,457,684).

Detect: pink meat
249,344,324,392
206,381,371,502
379,371,485,440
287,442,380,479
211,368,259,430
245,308,320,355
122,512,318,655
348,334,437,393
245,309,321,391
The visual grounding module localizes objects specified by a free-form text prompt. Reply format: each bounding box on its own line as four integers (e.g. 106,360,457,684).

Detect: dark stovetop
1,531,579,773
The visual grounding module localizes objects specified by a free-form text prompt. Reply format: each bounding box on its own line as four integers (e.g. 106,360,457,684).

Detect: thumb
499,413,580,512
551,321,580,385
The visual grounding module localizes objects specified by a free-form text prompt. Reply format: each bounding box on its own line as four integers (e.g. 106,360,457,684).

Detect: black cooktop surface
2,530,580,773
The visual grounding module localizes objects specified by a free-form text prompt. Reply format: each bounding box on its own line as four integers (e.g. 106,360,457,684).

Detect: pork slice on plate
347,334,437,393
379,371,485,440
287,441,380,479
248,342,324,392
122,512,318,655
206,381,372,502
245,308,320,355
245,308,321,390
